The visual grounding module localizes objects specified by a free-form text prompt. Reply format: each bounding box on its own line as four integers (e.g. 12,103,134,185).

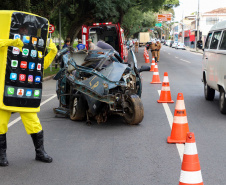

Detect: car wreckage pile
53,42,150,125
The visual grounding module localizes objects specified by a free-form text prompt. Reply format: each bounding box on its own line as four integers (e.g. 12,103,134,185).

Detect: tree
0,0,180,43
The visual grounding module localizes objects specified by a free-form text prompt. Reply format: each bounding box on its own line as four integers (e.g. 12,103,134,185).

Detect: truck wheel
124,94,144,125
219,88,226,114
204,81,215,101
70,96,86,121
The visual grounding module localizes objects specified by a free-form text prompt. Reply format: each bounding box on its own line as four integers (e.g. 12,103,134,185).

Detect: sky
174,0,226,21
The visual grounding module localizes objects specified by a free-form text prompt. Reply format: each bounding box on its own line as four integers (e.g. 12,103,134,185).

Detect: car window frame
209,31,222,50
219,30,226,50
205,32,213,49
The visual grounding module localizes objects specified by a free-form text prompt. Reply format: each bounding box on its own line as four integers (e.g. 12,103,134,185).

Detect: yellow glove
44,39,58,69
0,39,24,52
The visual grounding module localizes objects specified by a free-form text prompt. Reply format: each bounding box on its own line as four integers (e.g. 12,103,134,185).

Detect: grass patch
43,66,60,78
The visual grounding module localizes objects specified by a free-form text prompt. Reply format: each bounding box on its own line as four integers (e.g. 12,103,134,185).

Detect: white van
202,20,226,114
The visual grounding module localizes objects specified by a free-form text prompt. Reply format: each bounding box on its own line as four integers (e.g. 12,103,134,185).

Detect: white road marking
157,90,184,161
168,53,171,55
175,57,178,58
42,94,56,97
8,94,57,128
180,59,191,63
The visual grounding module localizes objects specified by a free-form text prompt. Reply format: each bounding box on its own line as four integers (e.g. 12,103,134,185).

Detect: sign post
49,24,55,72
157,14,172,22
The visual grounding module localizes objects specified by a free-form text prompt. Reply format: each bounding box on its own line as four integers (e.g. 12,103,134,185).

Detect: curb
43,74,55,82
185,47,203,54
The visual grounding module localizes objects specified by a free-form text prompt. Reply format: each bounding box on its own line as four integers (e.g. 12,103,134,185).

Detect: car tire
219,88,226,114
123,94,144,125
70,96,86,121
204,81,215,101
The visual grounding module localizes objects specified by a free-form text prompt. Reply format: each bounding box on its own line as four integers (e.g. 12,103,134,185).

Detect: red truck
82,22,128,62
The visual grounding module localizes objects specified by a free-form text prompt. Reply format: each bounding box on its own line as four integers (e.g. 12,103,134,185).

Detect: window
210,31,221,49
205,32,212,49
219,31,226,50
206,17,219,25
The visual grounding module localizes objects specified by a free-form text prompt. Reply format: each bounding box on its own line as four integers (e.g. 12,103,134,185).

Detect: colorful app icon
26,89,32,97
20,61,27,69
14,34,20,40
35,76,41,83
10,73,17,81
29,62,35,70
28,75,33,82
38,51,43,58
30,50,37,57
19,74,26,81
37,63,41,70
22,48,29,56
7,87,15,95
34,90,40,97
38,39,44,46
12,47,20,55
17,89,24,96
11,60,18,68
23,36,30,43
32,37,37,45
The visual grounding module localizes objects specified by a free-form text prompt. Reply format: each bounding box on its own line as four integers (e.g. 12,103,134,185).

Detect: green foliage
0,0,180,42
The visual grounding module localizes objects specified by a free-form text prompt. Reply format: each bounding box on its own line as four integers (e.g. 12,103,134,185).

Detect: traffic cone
143,48,147,58
150,57,155,72
145,53,150,63
157,72,174,103
179,132,203,185
150,63,161,84
167,93,189,143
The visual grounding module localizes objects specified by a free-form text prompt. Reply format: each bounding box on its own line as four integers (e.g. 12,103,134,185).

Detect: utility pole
59,9,62,49
196,0,200,51
182,11,184,43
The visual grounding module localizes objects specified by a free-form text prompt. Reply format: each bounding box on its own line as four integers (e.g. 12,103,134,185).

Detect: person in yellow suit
156,39,162,62
0,38,57,166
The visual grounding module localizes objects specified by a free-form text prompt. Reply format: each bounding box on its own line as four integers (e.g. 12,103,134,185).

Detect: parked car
161,39,165,43
172,41,178,48
175,42,185,50
202,20,226,114
53,41,151,125
165,40,171,46
170,40,174,47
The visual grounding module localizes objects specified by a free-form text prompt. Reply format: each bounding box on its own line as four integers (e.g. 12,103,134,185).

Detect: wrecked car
53,42,150,125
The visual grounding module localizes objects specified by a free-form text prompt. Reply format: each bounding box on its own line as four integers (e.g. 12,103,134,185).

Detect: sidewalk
185,46,203,54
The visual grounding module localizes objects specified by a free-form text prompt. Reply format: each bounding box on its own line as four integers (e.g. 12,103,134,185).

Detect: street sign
155,23,162,27
158,14,172,22
49,24,55,33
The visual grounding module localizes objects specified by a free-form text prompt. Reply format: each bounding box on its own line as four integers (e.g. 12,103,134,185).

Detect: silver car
175,42,185,50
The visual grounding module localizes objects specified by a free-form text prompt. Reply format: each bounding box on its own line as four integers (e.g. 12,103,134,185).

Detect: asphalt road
1,45,225,185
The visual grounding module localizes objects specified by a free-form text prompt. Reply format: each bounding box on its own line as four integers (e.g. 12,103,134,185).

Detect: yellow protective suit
0,39,57,134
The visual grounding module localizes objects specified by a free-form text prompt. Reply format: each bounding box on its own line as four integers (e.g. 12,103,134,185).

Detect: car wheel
204,81,215,101
123,94,144,125
219,88,226,114
70,96,86,121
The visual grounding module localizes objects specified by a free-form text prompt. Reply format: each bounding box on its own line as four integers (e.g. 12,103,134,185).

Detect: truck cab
82,22,128,62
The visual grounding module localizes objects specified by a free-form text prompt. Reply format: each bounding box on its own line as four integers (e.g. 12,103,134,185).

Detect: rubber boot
31,130,52,163
155,57,157,62
0,134,9,166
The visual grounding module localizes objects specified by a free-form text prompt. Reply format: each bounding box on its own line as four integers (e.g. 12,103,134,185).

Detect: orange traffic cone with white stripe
179,132,203,185
167,93,189,143
150,63,161,84
157,72,174,103
143,48,147,58
150,57,155,71
145,53,150,63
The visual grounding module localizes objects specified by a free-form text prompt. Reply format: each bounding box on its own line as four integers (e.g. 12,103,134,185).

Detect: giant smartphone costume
0,11,57,166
